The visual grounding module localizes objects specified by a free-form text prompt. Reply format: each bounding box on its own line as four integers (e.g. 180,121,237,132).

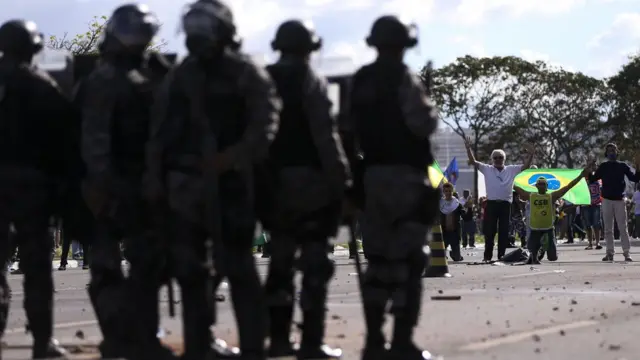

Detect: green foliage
420,54,617,169
46,15,168,55
606,54,640,160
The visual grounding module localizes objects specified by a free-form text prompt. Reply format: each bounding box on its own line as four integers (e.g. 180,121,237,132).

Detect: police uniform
349,15,439,360
261,19,349,359
0,19,72,359
79,5,175,359
146,1,280,358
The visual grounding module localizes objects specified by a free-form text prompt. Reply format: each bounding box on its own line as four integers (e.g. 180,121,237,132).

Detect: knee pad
265,264,295,306
299,242,335,282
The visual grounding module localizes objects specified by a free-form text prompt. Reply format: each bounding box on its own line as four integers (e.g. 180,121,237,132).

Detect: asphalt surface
4,230,640,359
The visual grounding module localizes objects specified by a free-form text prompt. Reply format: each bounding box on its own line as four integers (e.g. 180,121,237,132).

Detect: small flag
444,157,459,185
427,160,448,188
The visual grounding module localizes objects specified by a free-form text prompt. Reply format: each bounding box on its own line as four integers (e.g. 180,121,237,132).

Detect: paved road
4,233,640,359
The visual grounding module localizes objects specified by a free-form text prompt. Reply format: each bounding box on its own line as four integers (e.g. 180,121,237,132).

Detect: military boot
267,306,297,360
389,316,432,360
297,310,341,359
32,339,68,359
211,337,241,358
361,304,387,360
386,344,432,360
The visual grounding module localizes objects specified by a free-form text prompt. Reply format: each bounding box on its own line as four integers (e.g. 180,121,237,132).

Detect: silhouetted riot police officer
260,19,349,359
79,4,176,359
0,19,75,359
146,0,280,358
349,15,439,360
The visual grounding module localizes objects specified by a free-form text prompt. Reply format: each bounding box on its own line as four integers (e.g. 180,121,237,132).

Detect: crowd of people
437,141,640,264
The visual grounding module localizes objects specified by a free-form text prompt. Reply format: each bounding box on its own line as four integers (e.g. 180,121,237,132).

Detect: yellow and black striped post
424,225,452,278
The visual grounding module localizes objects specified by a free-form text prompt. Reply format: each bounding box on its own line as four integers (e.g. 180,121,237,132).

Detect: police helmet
0,20,44,56
366,15,418,49
271,20,322,53
181,0,241,48
102,4,160,50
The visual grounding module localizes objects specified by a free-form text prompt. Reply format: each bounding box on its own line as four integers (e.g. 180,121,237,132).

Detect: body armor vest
166,53,247,171
266,62,321,168
351,62,432,170
109,65,155,177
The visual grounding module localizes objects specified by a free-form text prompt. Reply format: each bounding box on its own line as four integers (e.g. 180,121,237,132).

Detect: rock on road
4,233,640,359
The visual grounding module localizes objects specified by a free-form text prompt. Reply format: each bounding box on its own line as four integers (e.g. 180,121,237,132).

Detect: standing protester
0,19,75,358
514,168,587,264
588,143,640,261
440,183,464,261
460,189,476,248
79,5,175,359
463,137,534,261
147,0,280,358
261,20,349,359
349,15,439,359
582,173,603,250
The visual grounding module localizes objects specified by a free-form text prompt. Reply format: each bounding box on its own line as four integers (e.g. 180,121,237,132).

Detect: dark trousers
0,169,55,355
59,228,91,267
88,219,135,357
168,212,214,360
210,179,266,358
483,200,511,260
461,220,476,247
528,229,557,261
443,230,462,261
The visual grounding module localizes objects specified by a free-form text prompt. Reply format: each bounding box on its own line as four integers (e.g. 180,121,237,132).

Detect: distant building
432,127,486,197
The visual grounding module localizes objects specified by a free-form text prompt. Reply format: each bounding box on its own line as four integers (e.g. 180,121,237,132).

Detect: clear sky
4,0,640,78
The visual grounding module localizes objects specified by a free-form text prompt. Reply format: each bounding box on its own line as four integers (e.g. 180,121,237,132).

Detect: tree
47,15,168,55
421,55,539,197
494,64,610,168
606,53,640,160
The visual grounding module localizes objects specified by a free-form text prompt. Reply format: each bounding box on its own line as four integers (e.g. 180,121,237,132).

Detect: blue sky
4,0,640,78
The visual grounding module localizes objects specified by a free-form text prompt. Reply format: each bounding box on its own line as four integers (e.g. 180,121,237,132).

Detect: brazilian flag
514,169,590,205
427,160,448,188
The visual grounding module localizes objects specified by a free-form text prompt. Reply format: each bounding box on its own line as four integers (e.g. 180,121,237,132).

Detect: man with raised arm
463,136,534,261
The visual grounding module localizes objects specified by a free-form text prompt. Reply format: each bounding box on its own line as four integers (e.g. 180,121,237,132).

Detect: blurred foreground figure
0,19,75,358
349,15,440,360
260,19,350,359
146,0,280,358
78,4,175,359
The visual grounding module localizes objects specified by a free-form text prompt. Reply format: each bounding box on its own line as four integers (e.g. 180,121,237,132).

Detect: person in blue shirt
588,143,640,262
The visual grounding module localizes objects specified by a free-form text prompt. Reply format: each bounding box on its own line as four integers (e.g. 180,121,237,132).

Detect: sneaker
595,245,603,250
602,254,613,262
585,245,593,250
58,264,66,271
624,255,633,262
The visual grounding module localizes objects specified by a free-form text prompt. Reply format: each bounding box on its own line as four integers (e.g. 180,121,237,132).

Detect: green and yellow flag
514,169,590,205
427,160,448,188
